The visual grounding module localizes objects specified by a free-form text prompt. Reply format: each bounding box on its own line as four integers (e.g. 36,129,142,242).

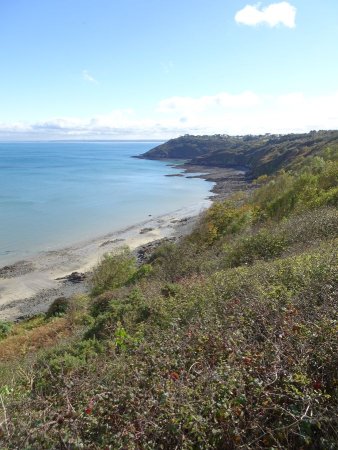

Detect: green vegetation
0,140,337,449
0,321,12,340
141,130,338,177
90,247,138,296
46,297,70,318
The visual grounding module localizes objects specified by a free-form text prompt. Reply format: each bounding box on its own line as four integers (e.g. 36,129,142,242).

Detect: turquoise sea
0,141,213,265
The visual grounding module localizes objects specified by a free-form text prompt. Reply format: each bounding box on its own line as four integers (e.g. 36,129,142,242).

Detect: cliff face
139,135,215,159
140,130,338,177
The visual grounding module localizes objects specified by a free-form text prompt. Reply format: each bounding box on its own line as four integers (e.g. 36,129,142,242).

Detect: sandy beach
0,164,249,322
0,201,210,321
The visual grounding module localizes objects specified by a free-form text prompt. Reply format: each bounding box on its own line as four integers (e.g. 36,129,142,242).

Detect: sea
0,141,213,265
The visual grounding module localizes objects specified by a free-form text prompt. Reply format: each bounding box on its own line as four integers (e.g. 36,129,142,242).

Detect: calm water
0,141,212,264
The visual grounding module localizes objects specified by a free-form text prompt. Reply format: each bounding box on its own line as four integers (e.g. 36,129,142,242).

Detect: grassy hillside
140,130,338,177
0,144,337,449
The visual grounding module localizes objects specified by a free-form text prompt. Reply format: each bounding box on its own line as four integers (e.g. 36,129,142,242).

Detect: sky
0,0,337,140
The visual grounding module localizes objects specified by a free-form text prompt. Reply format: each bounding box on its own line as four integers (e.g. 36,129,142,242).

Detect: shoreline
136,155,250,200
0,165,249,322
178,163,250,200
0,201,210,321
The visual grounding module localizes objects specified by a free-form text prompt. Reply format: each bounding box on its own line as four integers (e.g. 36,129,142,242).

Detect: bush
281,207,338,245
90,247,137,296
225,229,287,267
128,263,153,283
46,297,70,318
89,287,133,318
161,282,182,298
150,240,219,281
0,320,12,340
10,242,336,449
90,291,116,317
66,294,92,326
86,288,152,340
33,338,105,394
194,200,253,244
252,157,338,220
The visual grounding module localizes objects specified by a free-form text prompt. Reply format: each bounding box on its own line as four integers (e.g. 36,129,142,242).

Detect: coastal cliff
140,130,338,177
1,134,337,449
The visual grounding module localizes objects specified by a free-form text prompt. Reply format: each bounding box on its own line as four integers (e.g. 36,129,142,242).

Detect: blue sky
0,0,337,139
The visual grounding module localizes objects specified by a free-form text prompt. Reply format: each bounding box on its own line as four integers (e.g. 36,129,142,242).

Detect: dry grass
0,318,71,361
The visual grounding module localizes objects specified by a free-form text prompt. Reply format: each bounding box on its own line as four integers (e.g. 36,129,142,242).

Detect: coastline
178,163,250,200
0,164,249,322
136,155,250,200
0,201,210,321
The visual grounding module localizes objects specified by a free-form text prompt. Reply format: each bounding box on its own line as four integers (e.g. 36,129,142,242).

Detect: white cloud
0,91,337,140
235,2,297,28
157,91,260,114
82,69,98,84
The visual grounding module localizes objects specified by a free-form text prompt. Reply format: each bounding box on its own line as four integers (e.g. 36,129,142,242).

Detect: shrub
90,247,137,296
281,207,338,245
0,320,12,340
90,291,116,317
161,282,182,298
66,294,92,326
46,297,70,318
86,288,142,339
150,240,219,281
195,200,253,243
252,157,338,220
89,287,133,318
128,263,153,283
225,229,287,267
33,338,104,394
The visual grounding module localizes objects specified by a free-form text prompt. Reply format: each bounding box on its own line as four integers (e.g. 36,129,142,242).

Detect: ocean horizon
0,141,213,265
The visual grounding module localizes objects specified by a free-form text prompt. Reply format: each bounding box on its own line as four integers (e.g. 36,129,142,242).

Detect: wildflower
313,380,322,390
170,371,180,381
85,399,94,414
